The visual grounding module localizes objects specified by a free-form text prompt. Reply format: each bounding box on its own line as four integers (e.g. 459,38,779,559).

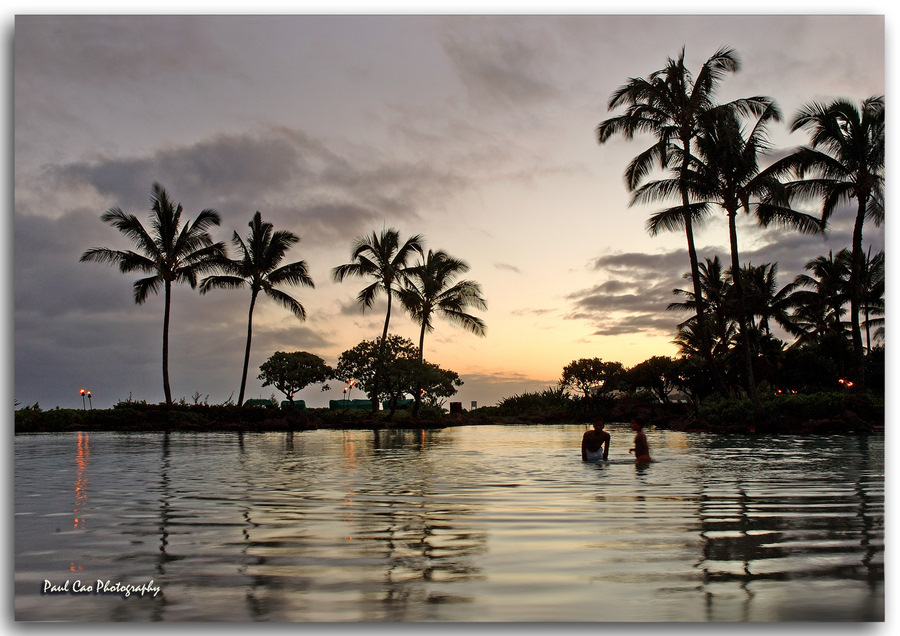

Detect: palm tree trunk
372,291,392,413
727,211,759,408
162,280,173,406
679,149,729,397
238,291,258,407
413,321,427,417
848,198,867,391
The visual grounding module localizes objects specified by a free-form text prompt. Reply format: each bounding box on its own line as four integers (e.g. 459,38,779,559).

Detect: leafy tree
775,95,884,389
200,211,314,406
80,182,225,405
334,335,461,419
626,356,679,404
257,351,332,406
559,358,624,397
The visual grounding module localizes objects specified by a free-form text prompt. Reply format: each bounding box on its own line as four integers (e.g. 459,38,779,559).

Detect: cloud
494,262,522,274
441,17,561,110
44,126,475,248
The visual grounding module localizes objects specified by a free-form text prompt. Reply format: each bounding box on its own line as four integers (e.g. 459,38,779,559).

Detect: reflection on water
14,425,883,622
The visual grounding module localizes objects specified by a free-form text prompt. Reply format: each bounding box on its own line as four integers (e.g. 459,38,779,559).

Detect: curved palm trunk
848,197,867,391
727,211,759,408
162,280,173,406
238,290,258,407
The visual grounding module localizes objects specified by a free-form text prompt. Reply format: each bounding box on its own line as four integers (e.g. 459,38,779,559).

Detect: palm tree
597,46,771,396
199,211,315,406
332,228,423,409
787,251,852,373
332,228,424,343
774,95,884,389
740,263,797,337
399,249,488,364
652,103,822,405
397,249,487,415
80,183,224,405
859,248,885,352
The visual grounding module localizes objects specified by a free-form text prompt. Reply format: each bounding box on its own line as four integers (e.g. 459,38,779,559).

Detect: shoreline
13,403,883,436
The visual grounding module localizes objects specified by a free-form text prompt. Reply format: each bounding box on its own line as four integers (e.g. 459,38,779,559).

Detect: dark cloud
47,127,472,249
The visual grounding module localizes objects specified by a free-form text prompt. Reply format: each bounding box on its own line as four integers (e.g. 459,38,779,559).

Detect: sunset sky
11,5,887,410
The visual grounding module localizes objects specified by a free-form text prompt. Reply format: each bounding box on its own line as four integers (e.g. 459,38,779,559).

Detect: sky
8,4,889,410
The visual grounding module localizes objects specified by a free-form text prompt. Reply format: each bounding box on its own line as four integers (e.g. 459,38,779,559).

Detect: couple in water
581,418,652,463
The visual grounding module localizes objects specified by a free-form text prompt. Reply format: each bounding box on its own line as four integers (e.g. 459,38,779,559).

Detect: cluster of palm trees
598,46,884,404
668,249,883,392
81,183,487,407
331,228,488,410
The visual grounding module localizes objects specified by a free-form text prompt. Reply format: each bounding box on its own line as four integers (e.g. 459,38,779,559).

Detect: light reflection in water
73,432,89,530
14,425,883,622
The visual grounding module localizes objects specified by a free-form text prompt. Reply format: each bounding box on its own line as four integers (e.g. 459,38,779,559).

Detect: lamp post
86,390,92,410
80,389,86,410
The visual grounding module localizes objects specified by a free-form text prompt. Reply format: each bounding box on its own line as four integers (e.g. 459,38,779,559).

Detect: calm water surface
14,424,884,622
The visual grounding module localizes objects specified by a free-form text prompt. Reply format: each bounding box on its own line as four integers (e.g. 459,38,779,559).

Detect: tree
650,102,821,406
669,256,736,363
332,228,424,410
559,358,624,397
200,211,314,406
334,335,461,419
257,351,332,406
80,182,225,405
786,251,852,377
598,46,769,396
626,356,679,404
331,228,424,345
740,263,797,337
399,249,487,362
398,249,486,414
775,95,884,390
859,248,885,352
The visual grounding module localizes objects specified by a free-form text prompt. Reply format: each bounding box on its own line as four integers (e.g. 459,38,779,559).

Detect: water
14,424,884,622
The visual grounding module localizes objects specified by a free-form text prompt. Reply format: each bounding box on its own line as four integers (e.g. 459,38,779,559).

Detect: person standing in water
628,419,652,463
582,419,610,461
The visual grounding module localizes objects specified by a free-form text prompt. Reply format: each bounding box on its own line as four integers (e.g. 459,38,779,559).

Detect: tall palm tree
658,103,820,405
774,95,884,389
637,102,820,405
398,249,487,415
332,228,423,409
597,46,771,396
399,249,488,364
80,183,224,405
332,228,424,343
199,211,315,406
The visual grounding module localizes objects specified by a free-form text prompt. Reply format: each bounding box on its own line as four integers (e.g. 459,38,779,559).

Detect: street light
80,389,86,410
86,390,92,410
